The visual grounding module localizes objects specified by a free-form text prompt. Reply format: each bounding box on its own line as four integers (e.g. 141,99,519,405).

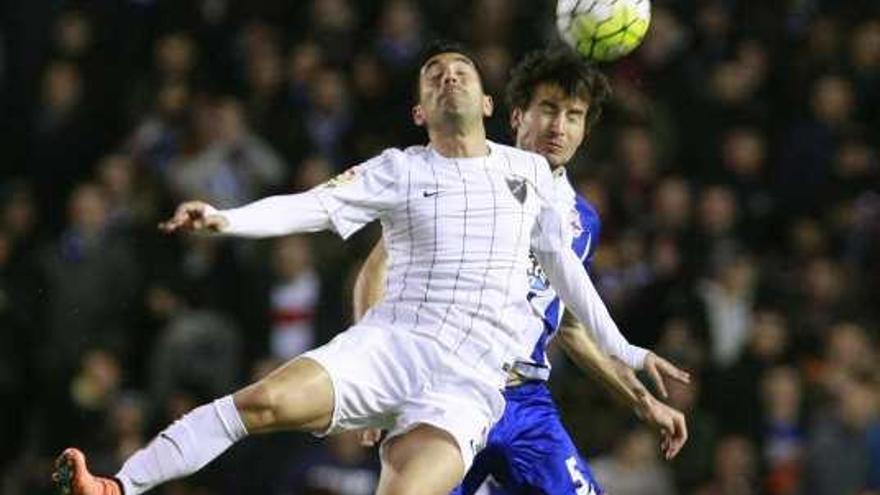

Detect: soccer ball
557,0,651,62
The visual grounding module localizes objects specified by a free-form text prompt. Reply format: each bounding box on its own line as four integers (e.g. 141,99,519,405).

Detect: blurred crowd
1,0,879,494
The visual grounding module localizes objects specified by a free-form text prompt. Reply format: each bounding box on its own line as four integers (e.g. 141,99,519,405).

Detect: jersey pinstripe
314,141,564,387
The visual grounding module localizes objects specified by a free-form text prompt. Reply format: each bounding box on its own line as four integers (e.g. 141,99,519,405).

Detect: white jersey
314,141,553,387
219,140,645,388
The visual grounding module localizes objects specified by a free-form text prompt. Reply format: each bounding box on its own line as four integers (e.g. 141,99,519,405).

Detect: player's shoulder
376,144,454,169
373,146,412,164
400,144,431,159
358,146,426,174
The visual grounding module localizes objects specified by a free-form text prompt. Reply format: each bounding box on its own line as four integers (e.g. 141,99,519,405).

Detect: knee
233,381,285,432
232,360,333,433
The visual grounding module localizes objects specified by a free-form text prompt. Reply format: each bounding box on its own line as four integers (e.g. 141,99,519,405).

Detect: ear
482,94,494,118
412,104,426,127
510,107,523,134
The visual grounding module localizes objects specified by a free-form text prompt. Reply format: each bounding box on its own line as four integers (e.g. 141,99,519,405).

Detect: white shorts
301,323,505,471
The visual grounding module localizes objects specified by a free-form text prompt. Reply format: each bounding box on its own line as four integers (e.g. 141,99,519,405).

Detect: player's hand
359,428,383,447
643,352,690,399
613,357,688,459
658,401,688,461
649,400,688,460
158,201,228,234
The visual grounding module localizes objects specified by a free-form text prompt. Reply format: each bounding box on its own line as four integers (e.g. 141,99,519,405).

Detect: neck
428,121,489,158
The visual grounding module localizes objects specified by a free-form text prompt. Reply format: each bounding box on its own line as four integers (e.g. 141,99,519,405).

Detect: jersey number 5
566,456,597,495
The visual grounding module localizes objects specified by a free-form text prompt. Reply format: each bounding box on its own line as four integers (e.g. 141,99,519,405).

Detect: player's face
414,52,493,128
511,83,589,168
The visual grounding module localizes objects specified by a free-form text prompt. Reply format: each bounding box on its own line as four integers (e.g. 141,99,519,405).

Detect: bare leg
234,357,335,433
377,425,465,495
55,356,335,495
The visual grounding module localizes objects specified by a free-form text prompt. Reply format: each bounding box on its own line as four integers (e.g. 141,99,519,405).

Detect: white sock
114,395,248,495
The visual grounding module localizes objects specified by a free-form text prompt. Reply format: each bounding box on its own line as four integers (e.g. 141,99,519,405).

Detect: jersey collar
426,140,495,162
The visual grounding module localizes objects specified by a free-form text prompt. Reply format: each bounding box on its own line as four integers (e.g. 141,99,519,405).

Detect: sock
114,395,248,495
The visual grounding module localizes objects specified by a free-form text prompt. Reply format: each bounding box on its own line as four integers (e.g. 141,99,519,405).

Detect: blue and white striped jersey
518,168,601,377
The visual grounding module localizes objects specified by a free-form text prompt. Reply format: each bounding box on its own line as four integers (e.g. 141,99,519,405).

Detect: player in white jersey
54,41,653,495
354,47,690,494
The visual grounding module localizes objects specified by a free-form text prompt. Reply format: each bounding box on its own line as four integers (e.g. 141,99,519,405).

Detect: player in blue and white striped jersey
355,47,690,495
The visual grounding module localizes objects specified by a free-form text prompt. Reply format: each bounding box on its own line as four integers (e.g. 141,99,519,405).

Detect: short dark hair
417,39,484,80
506,47,612,134
414,39,485,102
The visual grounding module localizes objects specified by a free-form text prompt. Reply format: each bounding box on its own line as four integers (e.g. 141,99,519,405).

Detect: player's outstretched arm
159,191,333,238
529,166,646,368
556,311,645,407
558,309,690,396
556,315,688,458
537,242,691,397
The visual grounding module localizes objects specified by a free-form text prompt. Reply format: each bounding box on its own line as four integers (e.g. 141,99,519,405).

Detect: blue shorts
451,381,603,495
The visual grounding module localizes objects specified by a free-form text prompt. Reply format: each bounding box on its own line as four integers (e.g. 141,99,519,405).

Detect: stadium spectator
759,365,805,495
268,235,321,360
696,434,759,495
37,183,139,375
168,96,287,208
146,281,242,407
804,370,880,495
591,425,676,495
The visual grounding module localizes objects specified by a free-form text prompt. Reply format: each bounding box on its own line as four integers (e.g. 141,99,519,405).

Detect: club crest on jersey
324,166,361,188
505,176,527,204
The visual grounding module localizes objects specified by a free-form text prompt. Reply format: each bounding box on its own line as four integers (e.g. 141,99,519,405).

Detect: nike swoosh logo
423,191,440,197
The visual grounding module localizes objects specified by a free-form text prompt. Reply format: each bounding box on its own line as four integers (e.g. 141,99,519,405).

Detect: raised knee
233,382,282,432
233,377,330,433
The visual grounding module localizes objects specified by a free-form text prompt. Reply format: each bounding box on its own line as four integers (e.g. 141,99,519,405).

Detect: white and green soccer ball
557,0,651,62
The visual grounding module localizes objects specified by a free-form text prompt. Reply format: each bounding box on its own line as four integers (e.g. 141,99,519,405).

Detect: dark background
1,1,879,494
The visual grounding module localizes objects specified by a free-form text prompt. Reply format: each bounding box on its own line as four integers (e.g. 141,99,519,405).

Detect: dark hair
506,47,612,134
413,39,485,102
417,39,484,79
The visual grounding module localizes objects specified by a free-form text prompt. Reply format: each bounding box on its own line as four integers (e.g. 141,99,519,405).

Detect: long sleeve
529,162,647,370
218,148,405,239
218,190,333,238
534,245,647,369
